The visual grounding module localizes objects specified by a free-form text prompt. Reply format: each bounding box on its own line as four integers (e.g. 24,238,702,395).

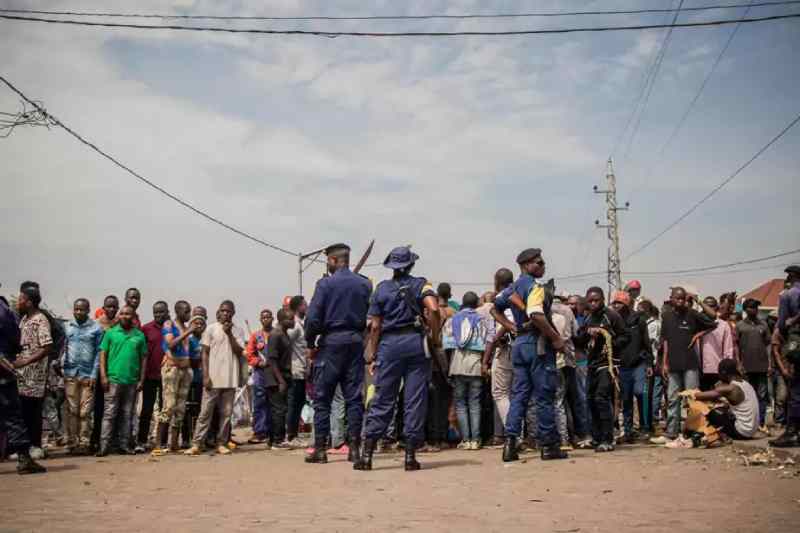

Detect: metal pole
298,253,303,295
594,158,629,297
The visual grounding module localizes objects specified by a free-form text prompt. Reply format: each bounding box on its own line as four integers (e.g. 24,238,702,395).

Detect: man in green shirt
97,305,147,456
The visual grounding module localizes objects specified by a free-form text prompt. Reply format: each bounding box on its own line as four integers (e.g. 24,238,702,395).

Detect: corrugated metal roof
740,278,785,308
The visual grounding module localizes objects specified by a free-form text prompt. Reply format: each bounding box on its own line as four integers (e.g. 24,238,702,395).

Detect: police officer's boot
353,438,376,471
502,436,519,462
348,437,361,463
404,447,421,471
304,444,328,464
541,443,569,461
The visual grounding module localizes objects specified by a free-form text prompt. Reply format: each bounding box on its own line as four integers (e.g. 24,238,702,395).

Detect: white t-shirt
730,380,759,438
201,322,245,389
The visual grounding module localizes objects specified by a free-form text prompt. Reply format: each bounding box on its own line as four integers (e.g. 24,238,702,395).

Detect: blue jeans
746,373,768,428
652,375,665,423
667,369,700,438
567,364,591,439
504,335,559,447
251,381,272,439
330,385,346,448
620,362,649,435
453,376,483,441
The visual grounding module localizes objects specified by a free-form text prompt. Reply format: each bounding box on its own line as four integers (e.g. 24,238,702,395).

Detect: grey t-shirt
288,317,308,379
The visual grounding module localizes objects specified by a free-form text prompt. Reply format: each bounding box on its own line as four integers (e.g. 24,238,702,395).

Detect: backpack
40,309,66,361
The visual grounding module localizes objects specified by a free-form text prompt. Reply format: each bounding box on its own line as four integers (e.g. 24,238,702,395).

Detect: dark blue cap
383,246,419,270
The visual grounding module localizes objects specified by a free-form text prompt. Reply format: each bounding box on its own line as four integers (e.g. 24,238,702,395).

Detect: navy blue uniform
364,275,436,448
494,274,560,447
305,267,372,447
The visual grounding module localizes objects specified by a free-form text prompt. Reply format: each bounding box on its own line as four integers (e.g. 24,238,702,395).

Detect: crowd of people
1,245,799,476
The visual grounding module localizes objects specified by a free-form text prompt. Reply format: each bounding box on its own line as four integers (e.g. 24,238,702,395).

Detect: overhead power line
0,74,299,258
449,247,800,286
1,12,799,38
655,1,754,160
2,1,799,21
622,0,685,162
624,112,800,260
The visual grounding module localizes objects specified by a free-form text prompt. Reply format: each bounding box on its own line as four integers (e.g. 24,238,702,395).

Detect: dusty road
2,438,798,533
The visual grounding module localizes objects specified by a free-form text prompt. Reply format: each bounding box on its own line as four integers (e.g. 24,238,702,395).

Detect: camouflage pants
64,377,95,447
158,366,192,429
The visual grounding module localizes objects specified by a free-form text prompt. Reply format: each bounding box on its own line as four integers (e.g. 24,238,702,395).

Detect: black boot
541,443,568,461
404,447,421,471
769,425,800,448
304,446,328,464
348,437,361,463
17,451,46,475
354,438,376,471
502,436,519,462
95,442,110,457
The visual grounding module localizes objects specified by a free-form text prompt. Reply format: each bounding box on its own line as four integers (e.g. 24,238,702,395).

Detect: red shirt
141,320,165,380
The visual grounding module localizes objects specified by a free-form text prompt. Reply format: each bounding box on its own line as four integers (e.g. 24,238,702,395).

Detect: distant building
739,278,786,314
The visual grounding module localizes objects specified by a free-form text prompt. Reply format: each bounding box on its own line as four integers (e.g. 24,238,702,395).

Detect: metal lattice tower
594,158,629,297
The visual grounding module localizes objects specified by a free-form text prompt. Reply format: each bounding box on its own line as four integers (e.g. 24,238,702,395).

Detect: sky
2,0,799,323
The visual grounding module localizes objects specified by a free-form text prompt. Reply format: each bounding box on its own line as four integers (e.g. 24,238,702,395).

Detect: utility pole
594,158,629,297
297,247,326,295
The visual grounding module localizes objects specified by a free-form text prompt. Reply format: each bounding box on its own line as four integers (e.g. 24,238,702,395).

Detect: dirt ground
2,434,799,533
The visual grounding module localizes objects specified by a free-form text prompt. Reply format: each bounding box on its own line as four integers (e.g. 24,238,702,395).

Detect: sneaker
226,441,238,450
17,454,46,475
216,445,232,455
29,447,46,460
247,435,267,445
287,437,307,449
575,439,593,450
328,444,349,455
665,436,693,449
560,443,574,452
183,445,202,456
134,444,146,454
488,436,505,448
457,441,470,450
649,435,673,445
150,447,170,457
595,442,615,453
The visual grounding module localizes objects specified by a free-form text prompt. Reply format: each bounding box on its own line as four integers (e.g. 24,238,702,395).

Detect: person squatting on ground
495,248,568,462
680,358,759,442
304,243,372,465
357,246,442,471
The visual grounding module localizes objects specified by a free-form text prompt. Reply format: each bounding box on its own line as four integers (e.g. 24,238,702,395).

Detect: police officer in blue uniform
304,243,372,464
494,248,569,462
355,246,442,472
